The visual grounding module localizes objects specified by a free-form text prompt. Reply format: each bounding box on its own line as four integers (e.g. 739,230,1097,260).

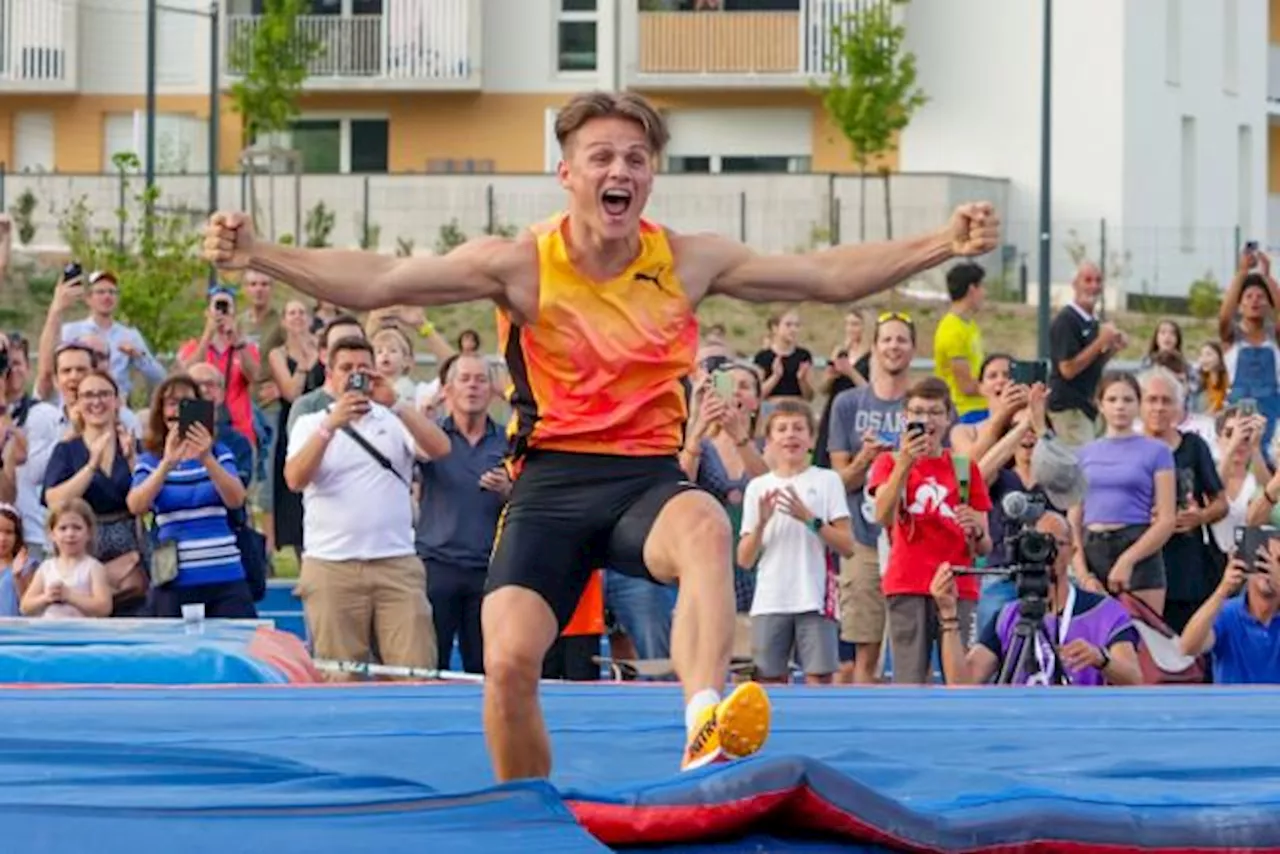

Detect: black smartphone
1176,468,1196,510
1234,526,1280,572
344,372,371,395
905,421,926,439
1010,359,1048,386
63,261,82,281
178,398,215,439
212,296,233,315
1246,240,1259,254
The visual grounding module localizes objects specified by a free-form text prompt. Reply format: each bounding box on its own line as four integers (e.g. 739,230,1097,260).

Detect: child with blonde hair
20,499,111,619
372,326,419,407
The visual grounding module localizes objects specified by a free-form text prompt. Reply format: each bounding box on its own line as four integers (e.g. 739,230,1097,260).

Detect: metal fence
0,168,1245,302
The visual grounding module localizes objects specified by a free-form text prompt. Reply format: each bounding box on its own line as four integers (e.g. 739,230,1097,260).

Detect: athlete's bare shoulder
449,229,539,323
666,229,753,304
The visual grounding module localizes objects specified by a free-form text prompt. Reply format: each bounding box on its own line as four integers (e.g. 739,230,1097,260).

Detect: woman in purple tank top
1070,371,1177,615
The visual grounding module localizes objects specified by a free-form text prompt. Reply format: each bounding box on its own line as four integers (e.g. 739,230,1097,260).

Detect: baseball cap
1031,437,1087,510
88,270,118,286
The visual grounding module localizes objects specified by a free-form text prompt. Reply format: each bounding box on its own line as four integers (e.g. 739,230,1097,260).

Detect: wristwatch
808,518,824,534
1096,646,1111,671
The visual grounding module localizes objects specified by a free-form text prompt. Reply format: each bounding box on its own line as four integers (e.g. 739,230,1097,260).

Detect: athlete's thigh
605,469,705,582
488,507,597,631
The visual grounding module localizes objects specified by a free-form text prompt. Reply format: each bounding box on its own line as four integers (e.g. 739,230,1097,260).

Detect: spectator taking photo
931,511,1143,687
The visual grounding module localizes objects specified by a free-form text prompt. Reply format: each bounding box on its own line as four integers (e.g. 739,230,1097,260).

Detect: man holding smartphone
868,376,993,684
177,288,260,450
286,337,452,679
1178,536,1280,684
826,313,916,684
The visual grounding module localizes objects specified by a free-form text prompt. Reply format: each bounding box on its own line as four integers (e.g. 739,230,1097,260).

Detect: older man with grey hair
415,352,509,674
1047,262,1127,447
1139,365,1227,633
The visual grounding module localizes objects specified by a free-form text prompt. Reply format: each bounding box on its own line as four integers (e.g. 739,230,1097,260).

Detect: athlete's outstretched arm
694,203,999,304
203,211,509,310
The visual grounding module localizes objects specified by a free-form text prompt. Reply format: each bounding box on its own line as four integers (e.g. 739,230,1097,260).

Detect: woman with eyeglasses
41,370,148,616
126,375,256,619
1070,371,1176,616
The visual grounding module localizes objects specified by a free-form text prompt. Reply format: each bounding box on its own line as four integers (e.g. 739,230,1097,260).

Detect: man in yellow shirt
933,263,987,423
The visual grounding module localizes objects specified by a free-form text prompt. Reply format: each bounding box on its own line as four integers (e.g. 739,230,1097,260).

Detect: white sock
685,689,721,735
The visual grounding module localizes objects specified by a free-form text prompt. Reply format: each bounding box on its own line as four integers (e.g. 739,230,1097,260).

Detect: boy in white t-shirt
738,400,854,684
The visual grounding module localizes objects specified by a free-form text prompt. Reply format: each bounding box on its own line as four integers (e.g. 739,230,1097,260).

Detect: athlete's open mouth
601,188,632,217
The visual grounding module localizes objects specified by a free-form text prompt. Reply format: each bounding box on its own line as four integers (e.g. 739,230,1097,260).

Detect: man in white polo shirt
285,336,452,677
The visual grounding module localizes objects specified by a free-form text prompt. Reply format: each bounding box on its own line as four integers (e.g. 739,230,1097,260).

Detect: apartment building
0,0,1269,296
0,0,873,176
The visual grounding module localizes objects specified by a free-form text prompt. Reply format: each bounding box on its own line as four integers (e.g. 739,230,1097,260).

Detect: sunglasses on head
876,311,914,326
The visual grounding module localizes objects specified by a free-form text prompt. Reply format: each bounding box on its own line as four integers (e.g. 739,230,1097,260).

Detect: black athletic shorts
487,450,698,628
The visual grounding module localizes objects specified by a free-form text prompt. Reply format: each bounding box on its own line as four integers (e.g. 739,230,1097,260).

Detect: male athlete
203,91,999,782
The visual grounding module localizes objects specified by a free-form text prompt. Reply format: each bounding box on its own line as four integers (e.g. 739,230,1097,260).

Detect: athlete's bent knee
648,491,732,579
482,588,557,697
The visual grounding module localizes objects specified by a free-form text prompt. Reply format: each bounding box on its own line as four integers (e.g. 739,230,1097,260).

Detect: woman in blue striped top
127,374,257,618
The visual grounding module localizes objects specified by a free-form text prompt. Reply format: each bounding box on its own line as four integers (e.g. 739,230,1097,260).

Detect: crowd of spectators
0,242,1277,689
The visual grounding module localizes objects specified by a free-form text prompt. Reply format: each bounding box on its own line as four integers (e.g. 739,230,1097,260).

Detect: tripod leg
996,630,1023,685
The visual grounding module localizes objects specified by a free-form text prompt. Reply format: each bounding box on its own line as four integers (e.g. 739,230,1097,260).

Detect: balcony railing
0,0,77,91
226,0,477,89
628,0,884,86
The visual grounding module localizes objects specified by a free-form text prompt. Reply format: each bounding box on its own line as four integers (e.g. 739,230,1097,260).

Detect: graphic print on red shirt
867,450,992,600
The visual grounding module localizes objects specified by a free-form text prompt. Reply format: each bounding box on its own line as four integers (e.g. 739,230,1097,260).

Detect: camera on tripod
949,490,1069,684
952,490,1056,602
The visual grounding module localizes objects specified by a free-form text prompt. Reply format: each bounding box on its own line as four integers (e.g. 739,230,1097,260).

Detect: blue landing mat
2,684,1280,852
0,620,297,684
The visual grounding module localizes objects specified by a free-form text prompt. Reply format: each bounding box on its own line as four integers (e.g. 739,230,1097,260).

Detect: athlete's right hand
204,211,255,270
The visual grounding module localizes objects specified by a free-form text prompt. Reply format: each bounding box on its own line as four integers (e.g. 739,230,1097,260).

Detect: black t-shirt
1048,305,1103,418
1163,432,1227,604
813,354,869,469
754,347,813,398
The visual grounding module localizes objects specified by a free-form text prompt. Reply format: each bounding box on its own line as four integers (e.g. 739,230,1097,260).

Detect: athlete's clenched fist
203,211,255,270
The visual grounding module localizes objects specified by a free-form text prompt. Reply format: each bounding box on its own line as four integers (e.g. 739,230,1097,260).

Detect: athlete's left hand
774,485,814,525
947,202,1000,257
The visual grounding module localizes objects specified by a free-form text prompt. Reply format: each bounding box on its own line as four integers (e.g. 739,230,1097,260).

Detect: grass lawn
420,293,1217,369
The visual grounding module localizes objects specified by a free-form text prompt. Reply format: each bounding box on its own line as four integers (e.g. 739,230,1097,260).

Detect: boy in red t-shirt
868,377,992,684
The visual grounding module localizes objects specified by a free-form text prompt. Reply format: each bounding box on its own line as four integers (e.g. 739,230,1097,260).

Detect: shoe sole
715,681,771,759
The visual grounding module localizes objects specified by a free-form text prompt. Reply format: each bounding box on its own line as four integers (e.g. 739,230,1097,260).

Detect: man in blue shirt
1180,540,1280,684
415,353,510,674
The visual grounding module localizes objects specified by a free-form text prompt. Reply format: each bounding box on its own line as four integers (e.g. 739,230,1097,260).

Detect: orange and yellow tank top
497,215,698,459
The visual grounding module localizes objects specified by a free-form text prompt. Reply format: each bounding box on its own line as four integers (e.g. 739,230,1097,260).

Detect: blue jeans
605,570,677,662
977,576,1016,635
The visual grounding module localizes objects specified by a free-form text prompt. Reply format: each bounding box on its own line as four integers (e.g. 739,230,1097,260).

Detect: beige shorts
297,553,438,679
838,541,886,645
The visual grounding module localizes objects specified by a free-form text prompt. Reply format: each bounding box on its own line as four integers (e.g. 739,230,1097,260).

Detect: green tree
57,152,207,357
10,188,37,245
228,0,323,143
816,1,926,240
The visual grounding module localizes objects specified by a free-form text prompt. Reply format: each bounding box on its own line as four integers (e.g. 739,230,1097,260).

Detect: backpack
1118,592,1207,684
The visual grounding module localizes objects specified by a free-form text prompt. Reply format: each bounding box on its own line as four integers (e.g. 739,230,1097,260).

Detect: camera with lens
953,490,1054,616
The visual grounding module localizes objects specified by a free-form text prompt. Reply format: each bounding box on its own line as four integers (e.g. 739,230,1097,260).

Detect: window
1180,115,1196,252
1166,0,1181,86
1224,0,1239,94
14,112,53,173
558,0,598,73
1238,124,1253,237
275,117,389,174
667,155,810,173
103,112,208,173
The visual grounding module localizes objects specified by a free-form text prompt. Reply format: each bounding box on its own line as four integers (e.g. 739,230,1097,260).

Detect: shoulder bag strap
341,424,408,486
